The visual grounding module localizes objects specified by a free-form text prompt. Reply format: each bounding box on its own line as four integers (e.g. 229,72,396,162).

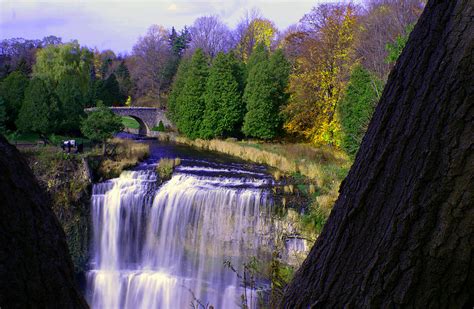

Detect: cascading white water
87,160,275,308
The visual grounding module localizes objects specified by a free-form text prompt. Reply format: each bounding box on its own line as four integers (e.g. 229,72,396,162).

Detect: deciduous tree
235,13,277,62
33,41,93,92
81,103,124,155
283,3,357,146
189,16,233,58
130,25,174,104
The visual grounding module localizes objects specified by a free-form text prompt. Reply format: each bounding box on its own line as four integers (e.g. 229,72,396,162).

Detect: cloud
168,3,178,11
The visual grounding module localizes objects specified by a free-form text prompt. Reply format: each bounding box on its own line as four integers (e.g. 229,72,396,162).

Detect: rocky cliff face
0,135,88,308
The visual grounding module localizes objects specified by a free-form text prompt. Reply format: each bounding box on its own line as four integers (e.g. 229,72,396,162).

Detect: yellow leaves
283,3,357,147
239,18,276,61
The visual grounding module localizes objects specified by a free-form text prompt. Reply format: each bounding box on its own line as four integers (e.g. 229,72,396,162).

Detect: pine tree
16,77,60,138
167,57,191,123
338,65,383,157
97,73,122,106
175,49,208,139
200,52,244,139
242,46,290,139
115,61,132,100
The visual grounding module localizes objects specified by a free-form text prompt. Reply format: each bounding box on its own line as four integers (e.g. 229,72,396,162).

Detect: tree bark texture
0,135,88,308
280,0,473,307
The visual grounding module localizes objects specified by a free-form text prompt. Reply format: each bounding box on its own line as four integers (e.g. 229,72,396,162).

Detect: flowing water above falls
87,142,278,308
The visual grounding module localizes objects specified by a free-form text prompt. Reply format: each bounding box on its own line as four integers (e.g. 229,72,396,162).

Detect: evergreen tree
115,61,132,100
16,77,60,138
0,97,6,135
243,43,268,84
97,73,122,106
200,52,244,139
175,49,208,138
55,74,86,133
242,46,290,139
338,65,383,157
0,71,29,130
167,57,191,123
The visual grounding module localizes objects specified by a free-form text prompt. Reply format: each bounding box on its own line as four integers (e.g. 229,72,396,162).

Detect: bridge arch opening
126,115,149,135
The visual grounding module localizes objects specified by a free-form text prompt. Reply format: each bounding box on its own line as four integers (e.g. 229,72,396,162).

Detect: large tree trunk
280,0,473,307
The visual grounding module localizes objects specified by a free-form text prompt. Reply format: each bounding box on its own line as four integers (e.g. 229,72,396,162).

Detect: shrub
156,157,181,181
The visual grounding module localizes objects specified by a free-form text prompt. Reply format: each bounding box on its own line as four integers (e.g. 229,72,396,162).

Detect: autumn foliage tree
235,12,277,62
283,3,357,146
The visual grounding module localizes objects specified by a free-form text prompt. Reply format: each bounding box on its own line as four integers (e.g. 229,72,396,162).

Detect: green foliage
0,71,29,129
338,65,383,157
96,73,123,106
0,97,6,135
156,157,180,181
16,77,60,137
115,61,132,99
200,52,244,139
156,120,165,132
167,57,191,123
169,26,191,57
81,103,124,143
242,46,290,139
33,41,93,92
386,23,415,64
55,74,85,132
174,49,209,139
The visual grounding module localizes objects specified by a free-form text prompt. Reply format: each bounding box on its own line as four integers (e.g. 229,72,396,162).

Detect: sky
0,0,349,54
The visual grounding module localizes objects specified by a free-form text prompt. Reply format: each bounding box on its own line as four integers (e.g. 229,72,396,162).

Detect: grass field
121,116,140,129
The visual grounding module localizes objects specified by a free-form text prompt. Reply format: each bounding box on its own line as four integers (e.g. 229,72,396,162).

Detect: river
86,137,306,308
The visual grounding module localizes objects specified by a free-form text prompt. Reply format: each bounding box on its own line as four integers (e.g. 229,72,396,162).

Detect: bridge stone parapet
85,107,172,136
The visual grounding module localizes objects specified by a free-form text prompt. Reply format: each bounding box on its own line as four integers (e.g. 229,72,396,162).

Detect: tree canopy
81,103,124,153
0,71,29,130
16,77,60,137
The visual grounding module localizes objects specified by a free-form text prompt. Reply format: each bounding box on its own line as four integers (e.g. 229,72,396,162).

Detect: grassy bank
93,138,150,180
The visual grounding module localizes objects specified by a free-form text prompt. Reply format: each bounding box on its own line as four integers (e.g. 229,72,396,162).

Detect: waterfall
87,160,274,308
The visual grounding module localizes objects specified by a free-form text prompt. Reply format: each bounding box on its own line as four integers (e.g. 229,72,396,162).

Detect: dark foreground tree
280,0,473,307
0,135,87,308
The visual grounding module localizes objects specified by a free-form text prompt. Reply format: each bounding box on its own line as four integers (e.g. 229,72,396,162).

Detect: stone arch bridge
85,107,172,135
